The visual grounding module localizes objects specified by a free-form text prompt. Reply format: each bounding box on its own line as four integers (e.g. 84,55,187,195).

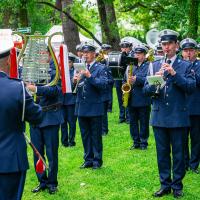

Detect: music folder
73,62,86,72
147,75,165,86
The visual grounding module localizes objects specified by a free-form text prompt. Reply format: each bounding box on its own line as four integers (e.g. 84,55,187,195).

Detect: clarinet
154,54,168,96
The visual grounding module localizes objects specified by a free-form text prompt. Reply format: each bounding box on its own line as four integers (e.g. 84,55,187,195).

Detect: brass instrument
121,63,133,108
197,51,200,60
146,48,155,62
16,32,63,86
96,49,107,62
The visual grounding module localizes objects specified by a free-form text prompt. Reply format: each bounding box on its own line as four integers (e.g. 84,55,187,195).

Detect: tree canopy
0,0,199,43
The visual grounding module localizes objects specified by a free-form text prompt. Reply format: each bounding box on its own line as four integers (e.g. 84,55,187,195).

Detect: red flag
36,158,45,174
59,44,72,94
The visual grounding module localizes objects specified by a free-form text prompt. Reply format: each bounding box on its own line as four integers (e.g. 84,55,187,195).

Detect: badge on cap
119,40,132,48
159,29,179,43
180,38,197,49
134,44,148,53
81,42,97,52
101,44,112,50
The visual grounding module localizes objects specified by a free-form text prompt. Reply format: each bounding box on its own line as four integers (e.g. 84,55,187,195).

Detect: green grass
23,91,200,200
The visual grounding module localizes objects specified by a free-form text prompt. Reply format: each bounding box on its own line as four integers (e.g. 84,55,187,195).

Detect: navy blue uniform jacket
101,66,114,102
35,60,64,127
0,72,42,173
144,57,196,127
75,62,108,116
129,62,151,107
187,59,200,115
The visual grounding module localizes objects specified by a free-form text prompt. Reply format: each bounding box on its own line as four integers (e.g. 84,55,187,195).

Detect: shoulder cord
21,81,26,122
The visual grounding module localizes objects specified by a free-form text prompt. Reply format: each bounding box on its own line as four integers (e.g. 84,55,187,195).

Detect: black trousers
102,101,109,134
185,115,200,170
61,104,77,145
78,116,103,166
30,125,59,187
129,106,150,147
0,171,26,200
153,127,187,190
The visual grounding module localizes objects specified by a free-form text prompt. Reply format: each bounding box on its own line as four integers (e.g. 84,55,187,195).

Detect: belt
42,103,62,112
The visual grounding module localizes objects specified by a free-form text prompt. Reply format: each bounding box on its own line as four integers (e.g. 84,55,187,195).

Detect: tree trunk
97,0,120,50
188,0,199,39
19,0,28,27
96,0,110,42
61,0,80,54
105,0,120,50
2,8,12,28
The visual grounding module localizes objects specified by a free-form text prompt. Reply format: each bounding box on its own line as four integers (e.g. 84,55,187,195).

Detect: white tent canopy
45,25,101,49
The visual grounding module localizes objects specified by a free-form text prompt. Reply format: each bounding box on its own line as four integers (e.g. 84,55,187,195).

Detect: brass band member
0,35,42,200
74,43,108,169
180,38,200,174
128,44,151,150
144,29,196,198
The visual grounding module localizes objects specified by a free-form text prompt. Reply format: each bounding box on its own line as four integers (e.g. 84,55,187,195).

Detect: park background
0,0,200,199
0,0,200,52
23,90,199,200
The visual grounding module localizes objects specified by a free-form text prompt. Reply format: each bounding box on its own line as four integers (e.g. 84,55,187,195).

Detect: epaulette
8,77,22,82
179,59,191,65
95,62,105,69
153,59,162,64
194,60,200,66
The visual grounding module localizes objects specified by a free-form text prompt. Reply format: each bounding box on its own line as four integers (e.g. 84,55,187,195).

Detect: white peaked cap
0,29,14,58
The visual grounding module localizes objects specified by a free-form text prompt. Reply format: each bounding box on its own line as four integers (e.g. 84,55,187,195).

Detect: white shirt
166,54,177,66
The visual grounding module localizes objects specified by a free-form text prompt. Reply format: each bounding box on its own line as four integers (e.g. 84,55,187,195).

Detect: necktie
167,59,171,64
87,64,90,70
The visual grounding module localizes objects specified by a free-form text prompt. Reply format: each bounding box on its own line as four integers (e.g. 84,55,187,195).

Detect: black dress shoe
191,168,199,174
102,132,108,136
80,162,93,169
92,164,101,170
31,184,46,193
140,146,147,150
62,143,69,147
48,186,57,194
119,119,125,123
173,190,183,198
153,188,171,197
130,145,140,150
68,142,76,147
